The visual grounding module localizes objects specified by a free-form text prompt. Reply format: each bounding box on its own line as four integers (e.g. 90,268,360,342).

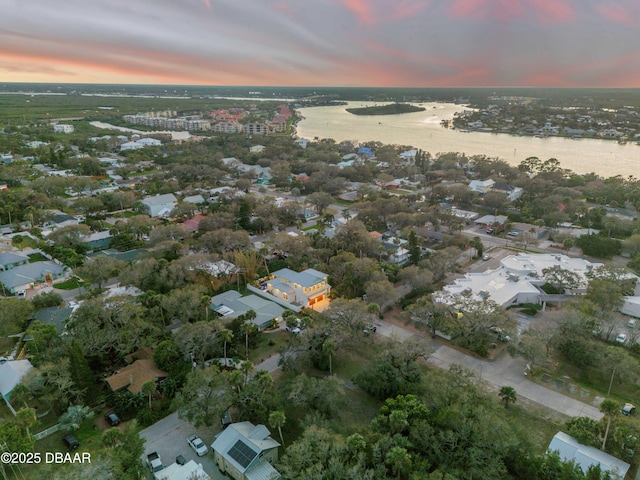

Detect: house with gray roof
0,252,29,271
0,261,69,294
30,306,74,334
265,268,331,310
210,290,284,330
140,193,178,218
547,431,629,479
212,421,280,480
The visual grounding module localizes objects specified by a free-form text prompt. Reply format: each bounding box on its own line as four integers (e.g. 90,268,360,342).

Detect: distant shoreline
346,103,426,116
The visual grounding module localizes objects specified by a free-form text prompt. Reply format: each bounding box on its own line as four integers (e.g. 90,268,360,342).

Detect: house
82,230,112,251
265,268,331,310
620,297,640,319
0,261,69,294
157,460,210,480
210,290,284,330
0,360,33,402
492,182,523,201
87,248,149,264
30,306,74,334
140,194,178,218
399,149,418,163
53,124,74,133
104,359,168,395
434,253,602,310
182,194,206,205
0,252,30,271
212,421,280,480
547,432,629,479
249,145,266,154
468,179,495,194
0,154,14,164
294,138,309,149
183,214,206,233
474,214,508,228
381,236,410,265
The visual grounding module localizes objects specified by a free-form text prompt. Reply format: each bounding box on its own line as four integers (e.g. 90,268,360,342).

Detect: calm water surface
296,102,639,178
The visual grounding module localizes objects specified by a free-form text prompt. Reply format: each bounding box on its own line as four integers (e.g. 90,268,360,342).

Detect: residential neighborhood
1,88,640,480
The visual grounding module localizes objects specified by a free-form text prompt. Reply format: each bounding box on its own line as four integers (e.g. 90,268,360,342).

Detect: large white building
265,268,331,310
435,253,602,309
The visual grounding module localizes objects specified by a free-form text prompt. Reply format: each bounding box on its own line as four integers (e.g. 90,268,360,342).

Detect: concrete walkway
377,320,603,421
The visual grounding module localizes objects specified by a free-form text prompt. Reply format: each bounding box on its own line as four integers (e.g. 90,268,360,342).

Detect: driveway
377,320,603,421
139,412,225,480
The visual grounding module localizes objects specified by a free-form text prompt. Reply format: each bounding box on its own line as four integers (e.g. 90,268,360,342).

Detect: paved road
377,320,604,421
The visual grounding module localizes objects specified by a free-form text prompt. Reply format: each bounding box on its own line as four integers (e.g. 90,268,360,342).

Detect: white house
265,268,331,309
140,194,178,218
434,253,602,309
249,145,266,154
294,138,309,149
620,297,640,319
469,179,495,194
53,124,74,133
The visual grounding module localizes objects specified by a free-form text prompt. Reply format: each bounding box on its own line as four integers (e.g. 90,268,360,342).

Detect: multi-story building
265,268,331,309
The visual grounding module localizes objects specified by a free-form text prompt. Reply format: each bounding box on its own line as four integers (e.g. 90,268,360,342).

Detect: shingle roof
0,252,29,267
141,193,177,207
0,261,66,288
104,359,167,394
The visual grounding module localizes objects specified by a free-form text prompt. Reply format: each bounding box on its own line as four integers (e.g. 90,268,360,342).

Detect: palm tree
323,342,335,375
268,410,286,448
600,398,619,451
241,310,257,358
240,360,254,386
141,381,156,410
499,386,517,408
220,329,234,368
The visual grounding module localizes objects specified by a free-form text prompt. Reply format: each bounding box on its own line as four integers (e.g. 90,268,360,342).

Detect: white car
187,434,208,456
616,333,628,344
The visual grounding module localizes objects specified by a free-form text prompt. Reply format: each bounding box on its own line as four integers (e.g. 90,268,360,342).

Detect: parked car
482,255,490,261
146,452,164,477
622,403,636,416
187,434,208,456
176,455,187,466
63,434,79,450
616,333,628,344
628,319,637,329
105,412,121,426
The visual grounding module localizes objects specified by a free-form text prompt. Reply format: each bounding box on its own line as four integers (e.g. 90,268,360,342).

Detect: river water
295,102,639,178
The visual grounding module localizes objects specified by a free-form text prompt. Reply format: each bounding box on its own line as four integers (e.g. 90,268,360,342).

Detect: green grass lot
28,253,48,263
249,330,288,365
53,277,86,290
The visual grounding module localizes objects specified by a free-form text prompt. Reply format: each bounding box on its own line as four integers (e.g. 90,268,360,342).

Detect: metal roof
547,432,629,479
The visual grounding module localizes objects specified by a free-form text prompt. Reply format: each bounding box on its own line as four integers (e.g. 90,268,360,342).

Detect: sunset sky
2,0,640,87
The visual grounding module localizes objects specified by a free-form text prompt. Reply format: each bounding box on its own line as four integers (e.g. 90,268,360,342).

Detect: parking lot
139,412,225,480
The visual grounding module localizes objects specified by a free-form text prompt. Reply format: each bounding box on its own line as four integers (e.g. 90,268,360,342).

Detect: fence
33,423,62,441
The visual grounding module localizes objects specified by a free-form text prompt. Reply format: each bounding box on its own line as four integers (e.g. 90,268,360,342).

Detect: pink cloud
202,0,211,9
449,0,486,20
390,1,429,21
532,0,575,24
449,0,574,23
594,3,637,25
338,0,376,26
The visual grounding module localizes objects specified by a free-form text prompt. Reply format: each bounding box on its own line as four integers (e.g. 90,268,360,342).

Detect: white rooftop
547,432,629,479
